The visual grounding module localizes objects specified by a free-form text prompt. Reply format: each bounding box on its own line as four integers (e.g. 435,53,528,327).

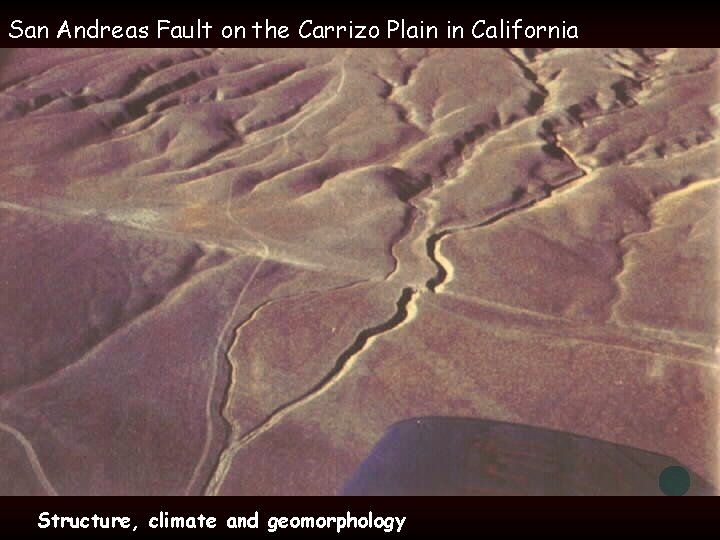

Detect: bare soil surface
0,48,717,494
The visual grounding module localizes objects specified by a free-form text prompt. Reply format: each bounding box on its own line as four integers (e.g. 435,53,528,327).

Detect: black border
1,496,718,536
1,6,719,46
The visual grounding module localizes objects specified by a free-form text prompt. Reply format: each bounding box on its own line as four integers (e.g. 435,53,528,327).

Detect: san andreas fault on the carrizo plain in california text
9,18,579,39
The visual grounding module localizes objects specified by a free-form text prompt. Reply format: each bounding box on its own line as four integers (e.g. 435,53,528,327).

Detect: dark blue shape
340,417,716,496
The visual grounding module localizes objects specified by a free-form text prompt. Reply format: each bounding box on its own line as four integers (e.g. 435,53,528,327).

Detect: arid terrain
0,48,717,495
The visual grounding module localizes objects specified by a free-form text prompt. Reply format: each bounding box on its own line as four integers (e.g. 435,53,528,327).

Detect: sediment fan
341,417,716,495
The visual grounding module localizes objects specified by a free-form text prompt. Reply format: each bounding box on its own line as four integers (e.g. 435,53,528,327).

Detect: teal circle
659,466,690,496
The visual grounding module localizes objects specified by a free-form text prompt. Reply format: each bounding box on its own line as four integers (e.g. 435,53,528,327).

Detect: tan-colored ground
0,48,717,495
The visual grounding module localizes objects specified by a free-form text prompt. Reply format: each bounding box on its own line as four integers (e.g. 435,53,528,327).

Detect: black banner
1,496,718,536
0,5,718,46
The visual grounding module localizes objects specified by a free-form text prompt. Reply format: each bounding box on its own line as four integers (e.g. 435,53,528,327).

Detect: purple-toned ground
0,48,717,495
